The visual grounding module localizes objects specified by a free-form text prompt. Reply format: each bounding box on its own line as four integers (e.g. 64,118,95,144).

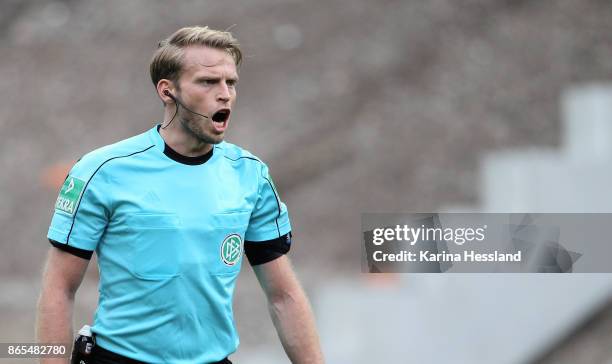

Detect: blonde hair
150,26,242,87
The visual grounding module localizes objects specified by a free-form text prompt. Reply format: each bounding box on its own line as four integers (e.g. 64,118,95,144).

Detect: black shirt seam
66,145,155,244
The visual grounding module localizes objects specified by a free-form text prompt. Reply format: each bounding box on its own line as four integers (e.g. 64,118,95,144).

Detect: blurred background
1,0,612,363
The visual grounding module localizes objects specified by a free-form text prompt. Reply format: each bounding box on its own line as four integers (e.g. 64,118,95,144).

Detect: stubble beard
179,113,224,146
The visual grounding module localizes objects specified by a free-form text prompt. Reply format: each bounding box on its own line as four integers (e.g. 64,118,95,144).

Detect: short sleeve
47,159,110,258
245,163,291,242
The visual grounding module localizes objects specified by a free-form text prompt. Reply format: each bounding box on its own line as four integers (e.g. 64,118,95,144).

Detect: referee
37,26,324,364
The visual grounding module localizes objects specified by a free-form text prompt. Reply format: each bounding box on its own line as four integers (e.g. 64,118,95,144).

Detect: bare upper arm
41,247,90,298
252,255,300,301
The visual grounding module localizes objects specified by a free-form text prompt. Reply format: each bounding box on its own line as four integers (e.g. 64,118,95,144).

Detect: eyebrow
194,75,239,82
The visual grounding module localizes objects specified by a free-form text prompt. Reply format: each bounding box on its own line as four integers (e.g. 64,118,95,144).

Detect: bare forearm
36,248,89,364
268,286,324,364
36,289,74,364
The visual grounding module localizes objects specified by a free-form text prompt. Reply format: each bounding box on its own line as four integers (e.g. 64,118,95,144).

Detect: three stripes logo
220,234,243,266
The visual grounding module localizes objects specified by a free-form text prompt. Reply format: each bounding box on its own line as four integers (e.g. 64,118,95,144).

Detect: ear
156,79,175,105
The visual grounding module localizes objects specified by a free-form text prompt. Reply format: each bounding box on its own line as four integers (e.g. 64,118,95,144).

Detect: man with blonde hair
37,26,324,364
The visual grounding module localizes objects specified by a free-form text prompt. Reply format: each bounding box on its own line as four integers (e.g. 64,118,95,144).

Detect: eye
227,79,238,87
197,79,217,86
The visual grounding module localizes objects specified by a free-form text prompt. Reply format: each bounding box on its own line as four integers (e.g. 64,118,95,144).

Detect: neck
159,116,213,157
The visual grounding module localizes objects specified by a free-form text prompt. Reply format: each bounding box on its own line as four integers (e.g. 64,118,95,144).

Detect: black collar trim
157,125,213,165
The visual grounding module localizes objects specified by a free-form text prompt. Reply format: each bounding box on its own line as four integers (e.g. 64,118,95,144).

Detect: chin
192,128,224,145
205,134,224,144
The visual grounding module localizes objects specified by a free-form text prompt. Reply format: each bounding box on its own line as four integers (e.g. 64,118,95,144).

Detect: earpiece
163,89,179,104
161,90,178,129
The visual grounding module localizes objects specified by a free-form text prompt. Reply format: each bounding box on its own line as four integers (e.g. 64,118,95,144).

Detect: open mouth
212,109,231,123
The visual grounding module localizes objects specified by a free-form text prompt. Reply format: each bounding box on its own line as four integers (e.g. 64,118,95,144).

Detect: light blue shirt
47,126,291,363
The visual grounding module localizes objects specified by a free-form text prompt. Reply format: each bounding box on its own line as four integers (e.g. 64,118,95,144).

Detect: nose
216,83,231,103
